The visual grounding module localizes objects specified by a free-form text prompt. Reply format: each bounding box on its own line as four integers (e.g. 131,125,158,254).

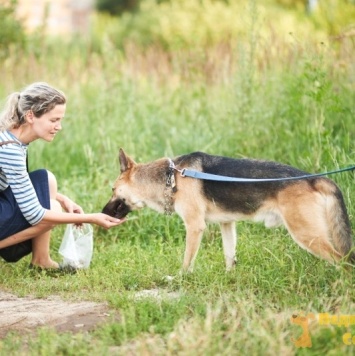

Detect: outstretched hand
91,213,126,229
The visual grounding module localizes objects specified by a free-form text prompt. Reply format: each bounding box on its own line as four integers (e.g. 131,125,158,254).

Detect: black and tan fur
102,149,354,272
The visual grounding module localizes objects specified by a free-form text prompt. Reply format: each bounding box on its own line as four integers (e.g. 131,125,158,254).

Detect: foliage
0,0,25,57
310,0,355,35
93,0,300,50
96,0,140,15
91,0,355,52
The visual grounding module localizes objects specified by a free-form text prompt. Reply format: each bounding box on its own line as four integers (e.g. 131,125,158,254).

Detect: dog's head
102,148,146,219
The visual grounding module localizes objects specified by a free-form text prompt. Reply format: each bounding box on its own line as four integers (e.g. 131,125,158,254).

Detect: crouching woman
0,82,123,270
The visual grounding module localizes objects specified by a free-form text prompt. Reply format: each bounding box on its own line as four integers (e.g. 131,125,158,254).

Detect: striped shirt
0,130,46,225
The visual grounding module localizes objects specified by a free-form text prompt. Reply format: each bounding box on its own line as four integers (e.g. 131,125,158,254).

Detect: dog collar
167,159,177,192
164,159,178,215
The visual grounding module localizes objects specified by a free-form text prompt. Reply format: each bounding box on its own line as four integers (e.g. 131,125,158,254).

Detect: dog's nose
102,200,116,216
102,199,131,219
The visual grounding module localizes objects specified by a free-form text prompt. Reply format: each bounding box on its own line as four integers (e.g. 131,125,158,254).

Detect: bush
92,0,330,52
0,0,26,57
92,0,355,54
96,0,140,15
310,0,355,35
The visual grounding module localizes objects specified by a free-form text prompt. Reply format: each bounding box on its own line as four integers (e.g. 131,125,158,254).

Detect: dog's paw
225,256,237,271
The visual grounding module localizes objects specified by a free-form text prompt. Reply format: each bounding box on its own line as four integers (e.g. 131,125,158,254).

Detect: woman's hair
0,82,66,131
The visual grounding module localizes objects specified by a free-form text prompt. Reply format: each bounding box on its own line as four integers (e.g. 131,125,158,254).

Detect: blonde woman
0,82,123,271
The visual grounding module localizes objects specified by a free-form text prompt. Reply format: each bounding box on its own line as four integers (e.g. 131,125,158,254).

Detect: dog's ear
118,148,136,172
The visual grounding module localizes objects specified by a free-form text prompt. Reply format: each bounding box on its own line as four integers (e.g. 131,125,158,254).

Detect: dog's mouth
102,199,131,219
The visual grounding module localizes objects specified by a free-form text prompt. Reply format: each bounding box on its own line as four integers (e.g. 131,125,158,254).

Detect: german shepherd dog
102,149,354,272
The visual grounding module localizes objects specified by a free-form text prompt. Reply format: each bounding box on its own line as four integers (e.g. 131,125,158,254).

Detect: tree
0,0,26,57
96,0,140,16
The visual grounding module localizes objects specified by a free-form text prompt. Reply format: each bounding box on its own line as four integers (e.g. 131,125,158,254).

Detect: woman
0,82,123,270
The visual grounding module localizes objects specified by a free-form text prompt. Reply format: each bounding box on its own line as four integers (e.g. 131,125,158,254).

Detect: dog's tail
319,179,355,265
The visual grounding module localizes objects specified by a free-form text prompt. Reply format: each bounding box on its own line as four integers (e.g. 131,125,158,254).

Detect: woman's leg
31,171,61,268
0,223,53,249
30,199,62,268
0,171,62,268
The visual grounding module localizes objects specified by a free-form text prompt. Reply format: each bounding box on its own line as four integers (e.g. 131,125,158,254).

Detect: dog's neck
134,159,178,215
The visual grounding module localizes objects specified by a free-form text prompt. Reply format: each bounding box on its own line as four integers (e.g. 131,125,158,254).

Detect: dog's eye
111,188,115,193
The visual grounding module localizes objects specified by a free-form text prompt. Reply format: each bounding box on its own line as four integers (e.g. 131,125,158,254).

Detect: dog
102,149,354,272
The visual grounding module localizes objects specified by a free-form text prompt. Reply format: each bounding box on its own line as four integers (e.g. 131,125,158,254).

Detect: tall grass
0,0,355,354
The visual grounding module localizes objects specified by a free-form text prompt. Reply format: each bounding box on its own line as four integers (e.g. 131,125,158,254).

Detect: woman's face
33,104,66,142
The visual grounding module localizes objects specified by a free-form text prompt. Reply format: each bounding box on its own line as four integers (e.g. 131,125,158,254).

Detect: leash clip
168,158,186,177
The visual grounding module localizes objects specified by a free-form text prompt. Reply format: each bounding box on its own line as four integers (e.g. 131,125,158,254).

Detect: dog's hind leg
279,186,344,263
220,222,237,271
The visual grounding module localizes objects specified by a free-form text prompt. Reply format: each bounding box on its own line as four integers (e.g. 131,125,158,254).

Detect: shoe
28,263,78,275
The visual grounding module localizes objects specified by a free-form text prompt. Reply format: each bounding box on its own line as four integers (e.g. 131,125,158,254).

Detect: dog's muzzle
102,199,131,219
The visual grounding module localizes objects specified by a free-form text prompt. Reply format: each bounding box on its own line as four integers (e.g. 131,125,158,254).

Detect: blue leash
173,163,355,183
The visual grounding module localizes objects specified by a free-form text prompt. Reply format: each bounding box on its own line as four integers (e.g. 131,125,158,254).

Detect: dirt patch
0,290,116,339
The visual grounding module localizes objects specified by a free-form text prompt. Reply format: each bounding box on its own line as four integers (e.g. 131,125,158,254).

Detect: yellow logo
290,312,315,348
291,312,355,348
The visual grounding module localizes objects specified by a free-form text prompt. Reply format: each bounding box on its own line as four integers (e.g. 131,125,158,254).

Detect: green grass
1,3,355,354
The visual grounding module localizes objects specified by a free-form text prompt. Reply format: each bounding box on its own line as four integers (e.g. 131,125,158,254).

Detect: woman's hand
90,213,125,229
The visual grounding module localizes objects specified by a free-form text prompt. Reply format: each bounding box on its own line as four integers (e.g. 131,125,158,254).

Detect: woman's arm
51,193,120,227
0,211,124,250
41,209,122,227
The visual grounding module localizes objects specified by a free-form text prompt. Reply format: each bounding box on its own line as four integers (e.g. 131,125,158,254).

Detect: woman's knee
47,170,58,198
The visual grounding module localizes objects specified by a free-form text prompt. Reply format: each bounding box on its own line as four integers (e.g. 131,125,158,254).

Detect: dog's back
175,152,310,213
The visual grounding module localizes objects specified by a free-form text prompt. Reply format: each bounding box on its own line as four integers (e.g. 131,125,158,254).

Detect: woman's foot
30,258,59,269
29,262,77,275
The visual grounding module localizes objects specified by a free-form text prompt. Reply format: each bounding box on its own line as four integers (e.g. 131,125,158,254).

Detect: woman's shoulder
0,130,15,141
0,133,24,159
0,131,22,148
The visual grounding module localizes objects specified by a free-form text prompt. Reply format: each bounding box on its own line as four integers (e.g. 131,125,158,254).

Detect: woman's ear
25,110,34,123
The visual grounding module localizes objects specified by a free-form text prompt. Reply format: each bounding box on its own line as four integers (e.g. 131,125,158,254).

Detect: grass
1,2,355,354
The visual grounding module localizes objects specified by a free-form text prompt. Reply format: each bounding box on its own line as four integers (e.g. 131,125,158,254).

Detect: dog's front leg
220,222,237,271
182,218,206,273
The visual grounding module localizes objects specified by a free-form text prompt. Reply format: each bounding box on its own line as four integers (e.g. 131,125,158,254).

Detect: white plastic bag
59,224,93,269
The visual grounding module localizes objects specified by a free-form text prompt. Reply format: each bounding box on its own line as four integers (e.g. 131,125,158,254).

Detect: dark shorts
0,169,50,262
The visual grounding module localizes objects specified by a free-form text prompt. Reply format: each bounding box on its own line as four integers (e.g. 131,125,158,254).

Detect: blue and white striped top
0,130,46,225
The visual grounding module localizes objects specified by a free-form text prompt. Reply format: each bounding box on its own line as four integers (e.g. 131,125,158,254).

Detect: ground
0,288,180,339
0,290,115,339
